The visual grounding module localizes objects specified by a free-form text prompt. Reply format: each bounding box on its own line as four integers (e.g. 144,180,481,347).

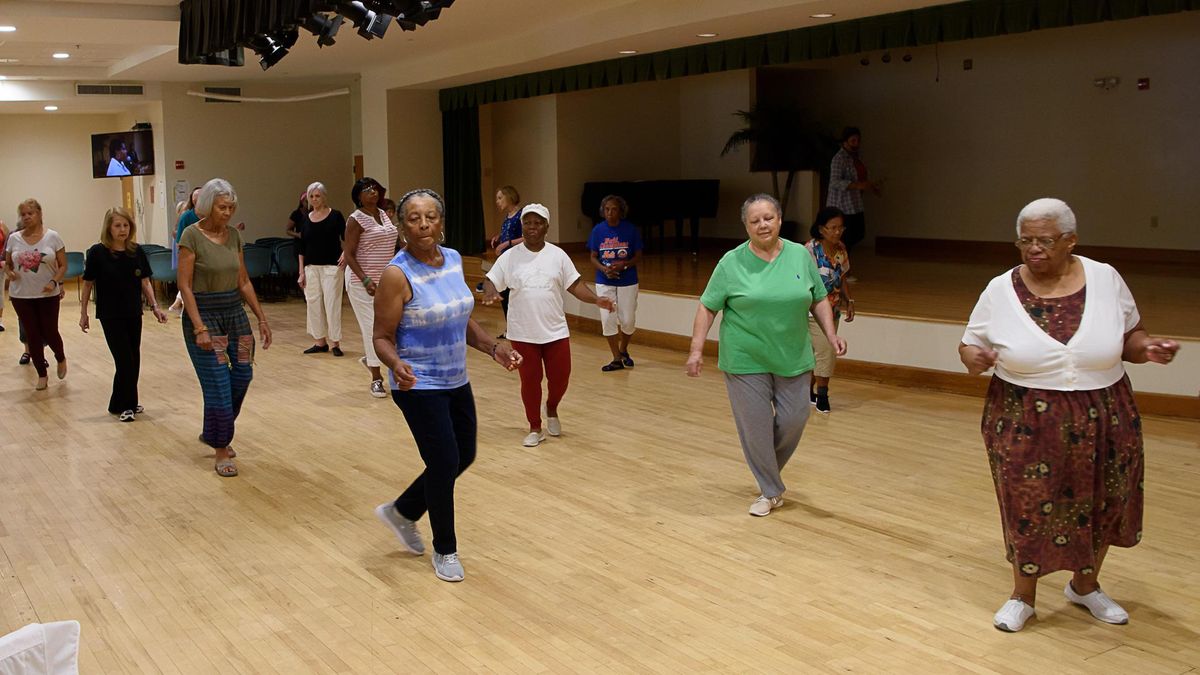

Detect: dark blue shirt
587,220,643,287
498,211,522,255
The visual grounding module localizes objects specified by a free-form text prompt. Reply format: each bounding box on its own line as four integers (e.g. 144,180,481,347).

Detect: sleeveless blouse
388,246,474,391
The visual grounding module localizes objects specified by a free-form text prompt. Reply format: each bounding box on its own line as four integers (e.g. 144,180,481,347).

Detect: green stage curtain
441,107,485,255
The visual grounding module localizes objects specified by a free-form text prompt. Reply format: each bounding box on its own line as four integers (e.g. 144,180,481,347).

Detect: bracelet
193,326,209,335
848,300,855,303
364,278,375,286
259,321,269,326
490,343,499,358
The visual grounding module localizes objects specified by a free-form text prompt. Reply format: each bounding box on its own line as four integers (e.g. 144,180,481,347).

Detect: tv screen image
91,129,154,178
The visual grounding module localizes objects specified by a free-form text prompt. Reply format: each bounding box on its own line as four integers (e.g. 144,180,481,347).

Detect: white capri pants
345,268,381,367
595,283,639,337
303,264,344,342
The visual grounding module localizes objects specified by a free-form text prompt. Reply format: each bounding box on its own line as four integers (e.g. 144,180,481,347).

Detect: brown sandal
214,458,238,477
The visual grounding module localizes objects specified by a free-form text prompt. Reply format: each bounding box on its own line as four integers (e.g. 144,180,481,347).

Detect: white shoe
374,503,425,555
748,495,783,517
1064,582,1128,624
432,552,465,582
993,599,1036,632
546,417,562,436
370,379,388,398
522,430,546,447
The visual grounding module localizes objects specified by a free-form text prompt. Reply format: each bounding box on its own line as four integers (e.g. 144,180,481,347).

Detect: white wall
774,11,1200,249
159,82,355,242
385,89,443,197
487,96,560,239
0,114,124,251
555,79,682,242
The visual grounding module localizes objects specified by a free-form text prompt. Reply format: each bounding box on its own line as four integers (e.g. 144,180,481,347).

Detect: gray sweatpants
723,371,813,498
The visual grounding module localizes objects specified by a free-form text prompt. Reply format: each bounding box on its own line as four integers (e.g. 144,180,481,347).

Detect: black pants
843,211,867,251
11,297,64,378
101,315,143,414
392,383,478,555
500,288,511,318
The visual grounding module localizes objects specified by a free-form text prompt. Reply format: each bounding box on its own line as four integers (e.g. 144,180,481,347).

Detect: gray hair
195,178,238,218
740,193,782,224
306,181,327,199
398,188,446,219
1016,198,1076,236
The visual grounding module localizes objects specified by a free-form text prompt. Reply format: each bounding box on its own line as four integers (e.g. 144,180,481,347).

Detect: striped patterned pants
183,290,254,449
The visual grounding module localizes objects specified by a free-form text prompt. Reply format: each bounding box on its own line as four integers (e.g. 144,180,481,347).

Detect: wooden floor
1,296,1198,673
555,246,1200,339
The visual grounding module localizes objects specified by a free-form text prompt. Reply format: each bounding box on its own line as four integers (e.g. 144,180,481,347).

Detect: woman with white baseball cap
483,203,614,446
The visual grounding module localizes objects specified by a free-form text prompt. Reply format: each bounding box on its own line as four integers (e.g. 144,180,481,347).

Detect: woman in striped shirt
343,177,400,398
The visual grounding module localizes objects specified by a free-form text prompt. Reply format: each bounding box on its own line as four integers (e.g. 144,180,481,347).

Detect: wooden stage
490,243,1200,340
1,294,1198,672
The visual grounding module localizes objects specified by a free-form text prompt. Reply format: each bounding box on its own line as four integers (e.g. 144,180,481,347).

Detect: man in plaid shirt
826,126,879,252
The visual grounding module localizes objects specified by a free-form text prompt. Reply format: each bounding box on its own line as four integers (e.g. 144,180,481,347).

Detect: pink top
348,208,397,284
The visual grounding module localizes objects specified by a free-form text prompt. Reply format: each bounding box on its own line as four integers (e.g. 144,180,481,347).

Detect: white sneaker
993,598,1036,632
748,495,784,517
432,552,465,582
522,430,546,447
1064,582,1129,624
374,503,425,555
546,417,562,436
370,379,388,398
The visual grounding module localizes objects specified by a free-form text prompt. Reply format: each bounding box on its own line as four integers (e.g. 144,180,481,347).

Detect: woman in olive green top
178,178,272,477
686,194,846,517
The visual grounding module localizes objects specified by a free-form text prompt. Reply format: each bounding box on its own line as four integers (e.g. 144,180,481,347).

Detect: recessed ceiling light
52,52,70,59
697,32,719,38
45,105,59,111
618,50,637,55
810,13,835,19
0,25,17,33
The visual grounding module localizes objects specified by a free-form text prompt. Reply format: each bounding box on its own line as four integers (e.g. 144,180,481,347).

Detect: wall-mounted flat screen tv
91,129,154,178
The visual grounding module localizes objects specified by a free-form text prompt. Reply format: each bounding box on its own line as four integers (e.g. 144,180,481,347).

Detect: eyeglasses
362,186,379,194
1015,233,1069,250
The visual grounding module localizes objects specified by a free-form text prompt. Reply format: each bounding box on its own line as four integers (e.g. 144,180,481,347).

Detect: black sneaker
303,344,330,354
18,352,30,365
815,394,831,414
809,390,817,406
601,360,625,372
331,346,344,357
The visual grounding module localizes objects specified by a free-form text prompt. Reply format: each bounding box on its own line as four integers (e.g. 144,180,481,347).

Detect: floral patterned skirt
980,374,1144,577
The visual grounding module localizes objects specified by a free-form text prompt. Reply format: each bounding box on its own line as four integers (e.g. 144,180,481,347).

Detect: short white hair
306,181,327,199
1016,198,1076,236
195,178,238,218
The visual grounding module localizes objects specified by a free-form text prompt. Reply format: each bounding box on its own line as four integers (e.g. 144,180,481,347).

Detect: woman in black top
298,181,348,356
285,191,310,239
79,207,168,421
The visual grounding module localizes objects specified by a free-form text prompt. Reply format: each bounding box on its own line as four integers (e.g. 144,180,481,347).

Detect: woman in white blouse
959,198,1180,633
482,203,613,447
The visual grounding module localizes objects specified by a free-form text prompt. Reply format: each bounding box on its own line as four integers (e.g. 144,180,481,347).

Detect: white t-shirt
486,242,581,344
106,157,131,176
5,229,66,298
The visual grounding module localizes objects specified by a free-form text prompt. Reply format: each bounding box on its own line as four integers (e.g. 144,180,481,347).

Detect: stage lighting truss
339,1,393,40
302,12,345,48
247,28,298,70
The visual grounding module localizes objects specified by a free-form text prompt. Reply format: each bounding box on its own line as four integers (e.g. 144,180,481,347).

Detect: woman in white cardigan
959,198,1179,633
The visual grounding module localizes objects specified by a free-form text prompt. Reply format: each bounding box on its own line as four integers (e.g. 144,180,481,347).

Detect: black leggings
391,384,478,555
100,315,143,414
843,212,867,251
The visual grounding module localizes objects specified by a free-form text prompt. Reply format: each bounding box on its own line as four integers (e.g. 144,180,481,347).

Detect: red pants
511,338,572,430
11,296,65,378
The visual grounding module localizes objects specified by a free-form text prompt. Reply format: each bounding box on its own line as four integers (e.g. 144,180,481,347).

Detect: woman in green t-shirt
178,178,272,478
686,194,846,517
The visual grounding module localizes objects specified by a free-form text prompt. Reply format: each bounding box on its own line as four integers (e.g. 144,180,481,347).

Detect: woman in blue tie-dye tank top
370,189,523,584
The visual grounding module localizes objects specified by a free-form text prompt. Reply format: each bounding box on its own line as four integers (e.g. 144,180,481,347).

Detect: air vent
76,83,144,96
203,86,241,103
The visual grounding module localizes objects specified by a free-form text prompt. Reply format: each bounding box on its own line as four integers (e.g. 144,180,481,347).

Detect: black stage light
247,33,290,70
339,1,393,39
303,12,345,47
394,0,452,31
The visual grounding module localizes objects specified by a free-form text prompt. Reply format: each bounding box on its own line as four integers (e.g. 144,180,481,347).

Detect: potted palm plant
721,103,837,239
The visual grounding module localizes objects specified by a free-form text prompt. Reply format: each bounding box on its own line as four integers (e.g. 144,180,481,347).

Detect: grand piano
580,180,720,254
